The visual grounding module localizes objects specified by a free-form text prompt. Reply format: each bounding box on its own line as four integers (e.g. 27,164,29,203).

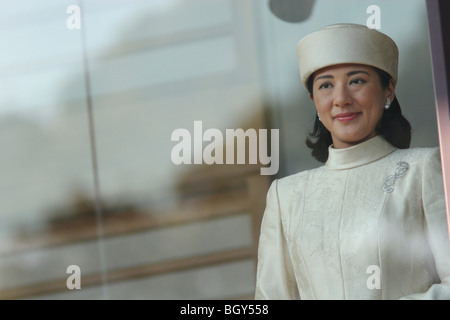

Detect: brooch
382,161,409,193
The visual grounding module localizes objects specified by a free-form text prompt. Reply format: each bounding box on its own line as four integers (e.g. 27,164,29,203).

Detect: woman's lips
335,112,360,122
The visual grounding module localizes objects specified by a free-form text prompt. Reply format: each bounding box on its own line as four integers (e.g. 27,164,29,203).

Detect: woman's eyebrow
314,74,333,82
347,70,370,76
314,70,370,82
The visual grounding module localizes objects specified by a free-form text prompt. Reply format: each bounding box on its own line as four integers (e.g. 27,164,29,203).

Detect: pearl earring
317,112,321,121
384,97,391,110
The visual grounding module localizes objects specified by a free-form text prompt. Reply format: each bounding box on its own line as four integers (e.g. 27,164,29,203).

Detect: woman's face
310,63,395,149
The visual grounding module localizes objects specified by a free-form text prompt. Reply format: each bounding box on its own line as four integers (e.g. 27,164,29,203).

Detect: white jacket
255,135,450,299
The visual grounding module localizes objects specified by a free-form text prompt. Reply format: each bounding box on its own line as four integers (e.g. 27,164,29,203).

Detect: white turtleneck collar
325,135,398,170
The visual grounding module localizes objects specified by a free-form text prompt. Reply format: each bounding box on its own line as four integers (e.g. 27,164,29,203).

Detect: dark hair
305,67,411,163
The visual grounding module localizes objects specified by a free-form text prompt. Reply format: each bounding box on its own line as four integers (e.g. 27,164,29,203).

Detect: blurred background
0,0,440,299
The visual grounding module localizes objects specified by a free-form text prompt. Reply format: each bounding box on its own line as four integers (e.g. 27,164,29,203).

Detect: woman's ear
386,79,396,102
308,93,314,101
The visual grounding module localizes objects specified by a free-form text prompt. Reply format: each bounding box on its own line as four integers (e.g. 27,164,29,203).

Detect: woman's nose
332,85,352,107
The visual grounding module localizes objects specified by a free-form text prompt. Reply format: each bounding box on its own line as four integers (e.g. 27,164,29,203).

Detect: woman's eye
319,83,332,89
350,78,366,85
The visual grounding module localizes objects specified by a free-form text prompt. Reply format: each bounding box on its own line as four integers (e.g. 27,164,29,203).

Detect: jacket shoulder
391,146,440,164
274,166,324,196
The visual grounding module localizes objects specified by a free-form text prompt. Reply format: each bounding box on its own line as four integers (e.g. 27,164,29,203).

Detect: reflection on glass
0,0,441,300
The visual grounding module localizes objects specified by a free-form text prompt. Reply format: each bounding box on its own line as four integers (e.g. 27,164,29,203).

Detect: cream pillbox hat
296,23,399,89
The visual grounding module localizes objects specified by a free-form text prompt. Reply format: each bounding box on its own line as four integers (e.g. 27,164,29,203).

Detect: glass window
0,0,444,300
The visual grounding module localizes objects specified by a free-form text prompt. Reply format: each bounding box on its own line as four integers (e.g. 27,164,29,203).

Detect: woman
255,23,450,299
